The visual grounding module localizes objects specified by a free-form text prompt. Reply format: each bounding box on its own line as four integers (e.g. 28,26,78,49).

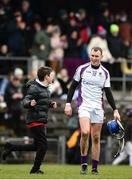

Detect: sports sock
81,155,87,164
92,159,99,170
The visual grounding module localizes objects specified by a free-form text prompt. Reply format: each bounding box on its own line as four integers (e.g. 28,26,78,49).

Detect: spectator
96,8,110,32
4,75,25,136
7,11,28,56
57,68,71,99
0,44,10,56
58,9,69,36
0,71,14,102
22,69,37,96
0,4,9,44
48,70,62,97
119,11,132,45
107,24,124,59
66,14,82,58
21,0,34,26
88,25,113,63
49,25,65,72
107,24,124,88
77,9,91,60
112,108,132,166
31,20,51,70
14,67,24,81
0,0,12,18
127,42,132,60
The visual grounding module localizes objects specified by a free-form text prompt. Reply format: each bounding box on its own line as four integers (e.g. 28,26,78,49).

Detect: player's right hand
64,103,72,116
30,99,37,106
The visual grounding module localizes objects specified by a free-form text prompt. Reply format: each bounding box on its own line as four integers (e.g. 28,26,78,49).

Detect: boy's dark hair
91,47,103,55
37,66,52,81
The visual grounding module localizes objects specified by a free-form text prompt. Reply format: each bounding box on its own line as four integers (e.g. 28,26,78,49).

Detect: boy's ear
45,74,49,80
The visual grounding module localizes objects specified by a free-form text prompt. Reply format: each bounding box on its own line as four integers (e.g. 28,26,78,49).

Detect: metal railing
0,56,132,96
0,136,66,164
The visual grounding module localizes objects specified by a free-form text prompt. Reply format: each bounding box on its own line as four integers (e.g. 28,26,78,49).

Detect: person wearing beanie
107,24,123,59
107,23,125,89
88,25,113,63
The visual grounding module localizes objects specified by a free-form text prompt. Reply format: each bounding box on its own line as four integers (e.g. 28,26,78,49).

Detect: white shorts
78,107,104,123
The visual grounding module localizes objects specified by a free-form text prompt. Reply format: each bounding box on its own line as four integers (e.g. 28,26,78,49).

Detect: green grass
0,164,132,179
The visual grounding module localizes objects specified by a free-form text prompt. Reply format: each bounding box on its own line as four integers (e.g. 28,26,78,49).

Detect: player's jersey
73,63,110,109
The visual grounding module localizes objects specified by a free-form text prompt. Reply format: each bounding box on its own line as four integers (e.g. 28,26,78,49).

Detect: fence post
105,136,112,164
122,73,126,97
57,136,66,164
27,57,34,74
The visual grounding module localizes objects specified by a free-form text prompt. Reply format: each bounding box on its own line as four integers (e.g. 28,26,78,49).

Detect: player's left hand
114,109,121,121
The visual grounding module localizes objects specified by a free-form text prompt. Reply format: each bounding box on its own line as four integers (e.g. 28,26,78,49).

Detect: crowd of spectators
0,0,132,74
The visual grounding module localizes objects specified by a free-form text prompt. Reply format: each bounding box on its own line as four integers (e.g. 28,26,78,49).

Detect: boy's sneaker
91,168,99,175
1,143,12,161
80,163,88,174
30,169,44,174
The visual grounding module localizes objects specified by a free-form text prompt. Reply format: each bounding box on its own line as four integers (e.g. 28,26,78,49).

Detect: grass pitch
0,164,131,179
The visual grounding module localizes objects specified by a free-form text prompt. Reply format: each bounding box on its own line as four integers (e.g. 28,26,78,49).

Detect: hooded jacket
22,79,52,124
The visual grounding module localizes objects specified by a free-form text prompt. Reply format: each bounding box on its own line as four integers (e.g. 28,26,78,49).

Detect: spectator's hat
97,25,107,36
14,68,23,76
14,68,24,78
110,24,119,33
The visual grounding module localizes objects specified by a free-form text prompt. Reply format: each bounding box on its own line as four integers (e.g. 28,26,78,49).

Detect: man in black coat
2,66,57,174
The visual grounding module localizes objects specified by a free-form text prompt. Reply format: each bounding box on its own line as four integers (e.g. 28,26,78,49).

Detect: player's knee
82,132,89,141
93,134,100,144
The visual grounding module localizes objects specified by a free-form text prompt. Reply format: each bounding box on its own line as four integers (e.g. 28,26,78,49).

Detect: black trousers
9,126,47,170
